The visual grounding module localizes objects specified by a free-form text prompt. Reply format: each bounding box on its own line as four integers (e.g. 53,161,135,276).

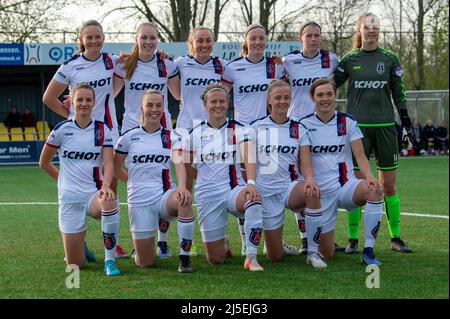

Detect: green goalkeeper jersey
333,47,407,126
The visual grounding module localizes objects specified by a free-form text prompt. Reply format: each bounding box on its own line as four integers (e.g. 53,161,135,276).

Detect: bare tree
213,0,232,40
403,0,439,89
0,0,64,42
315,0,373,57
237,0,313,40
100,0,212,42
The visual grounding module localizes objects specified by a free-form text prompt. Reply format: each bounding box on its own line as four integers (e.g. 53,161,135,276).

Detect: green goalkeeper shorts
352,125,399,171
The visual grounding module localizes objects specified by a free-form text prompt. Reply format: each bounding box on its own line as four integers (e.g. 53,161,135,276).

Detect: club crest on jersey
338,122,346,135
162,133,170,144
376,62,385,75
96,128,104,140
249,228,262,246
289,121,299,139
94,122,105,146
102,53,114,70
103,232,116,250
212,57,223,75
180,238,192,252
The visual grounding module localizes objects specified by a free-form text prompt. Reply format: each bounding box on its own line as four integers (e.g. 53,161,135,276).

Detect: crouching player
39,84,121,276
299,78,384,268
251,80,320,261
114,90,195,273
180,83,264,271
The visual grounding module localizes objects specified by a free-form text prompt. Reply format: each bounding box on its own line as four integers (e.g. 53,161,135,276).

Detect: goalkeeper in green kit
333,13,412,253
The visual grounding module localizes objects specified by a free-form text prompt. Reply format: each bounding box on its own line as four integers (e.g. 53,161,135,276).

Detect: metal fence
336,90,449,127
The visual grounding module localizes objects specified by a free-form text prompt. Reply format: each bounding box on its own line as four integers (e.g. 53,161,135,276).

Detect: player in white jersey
298,79,384,268
39,84,121,276
222,24,285,125
222,24,286,256
113,23,180,258
251,80,320,262
43,20,128,259
114,90,195,273
174,27,228,256
113,22,179,133
175,27,227,132
282,22,341,254
181,83,264,271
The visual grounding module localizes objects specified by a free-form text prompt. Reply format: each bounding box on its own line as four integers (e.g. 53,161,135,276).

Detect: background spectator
22,108,36,128
435,120,448,155
422,119,437,155
411,119,424,155
3,106,22,129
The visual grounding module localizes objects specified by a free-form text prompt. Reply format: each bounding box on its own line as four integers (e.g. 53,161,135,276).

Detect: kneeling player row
39,79,384,276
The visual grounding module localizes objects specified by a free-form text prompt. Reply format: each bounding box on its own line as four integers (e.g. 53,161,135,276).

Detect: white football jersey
115,126,178,206
114,52,179,133
222,56,285,124
46,119,113,203
182,118,251,202
175,55,226,130
283,50,339,120
299,111,363,197
53,52,119,129
251,116,301,197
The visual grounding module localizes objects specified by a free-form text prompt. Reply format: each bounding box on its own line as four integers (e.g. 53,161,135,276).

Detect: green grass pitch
0,156,448,298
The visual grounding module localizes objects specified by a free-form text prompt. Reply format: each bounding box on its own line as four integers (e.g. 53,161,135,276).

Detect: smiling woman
42,18,129,271
39,83,121,276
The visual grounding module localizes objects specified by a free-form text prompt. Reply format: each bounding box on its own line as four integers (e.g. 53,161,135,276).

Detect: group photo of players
39,12,415,277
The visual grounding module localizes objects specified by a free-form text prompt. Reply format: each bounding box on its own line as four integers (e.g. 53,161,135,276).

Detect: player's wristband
247,179,256,186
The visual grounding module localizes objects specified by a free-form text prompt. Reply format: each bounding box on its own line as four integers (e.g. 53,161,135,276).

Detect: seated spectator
22,108,36,128
422,119,437,155
435,120,449,155
3,106,22,129
411,119,424,155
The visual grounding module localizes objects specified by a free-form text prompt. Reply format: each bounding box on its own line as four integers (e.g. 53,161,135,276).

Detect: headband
203,87,228,101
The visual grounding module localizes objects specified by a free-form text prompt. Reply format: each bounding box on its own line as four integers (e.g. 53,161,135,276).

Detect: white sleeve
299,122,311,146
53,63,71,85
236,125,252,144
174,56,184,70
114,63,125,79
167,59,179,78
222,63,234,83
277,63,286,79
115,134,130,154
282,56,291,78
171,132,183,150
103,127,113,147
46,128,62,148
349,119,364,142
331,52,339,72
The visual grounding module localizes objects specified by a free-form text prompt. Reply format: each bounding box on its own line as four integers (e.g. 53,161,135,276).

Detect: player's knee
383,183,396,196
267,251,283,262
66,258,84,269
367,190,382,202
207,255,225,265
322,250,334,260
306,197,320,209
136,258,154,268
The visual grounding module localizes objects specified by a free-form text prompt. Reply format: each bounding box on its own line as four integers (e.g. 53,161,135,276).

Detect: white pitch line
0,202,448,219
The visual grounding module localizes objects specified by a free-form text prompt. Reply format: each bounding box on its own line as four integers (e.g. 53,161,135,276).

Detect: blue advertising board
0,44,24,65
0,42,301,65
0,141,58,165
